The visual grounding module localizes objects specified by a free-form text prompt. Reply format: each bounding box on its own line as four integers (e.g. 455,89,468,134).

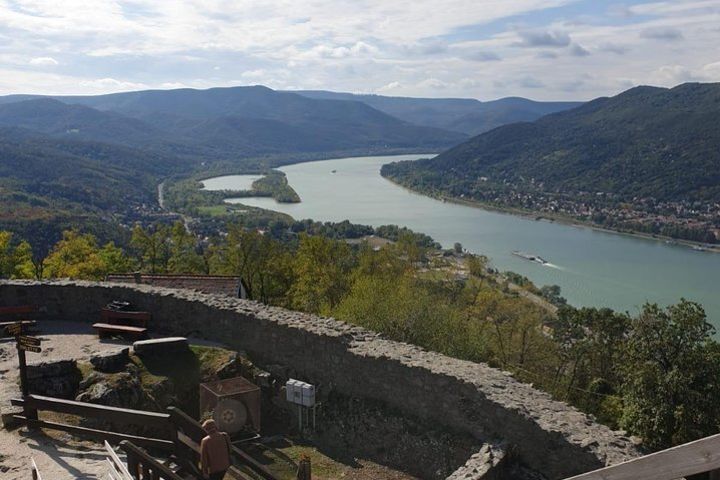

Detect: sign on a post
18,344,42,353
17,336,41,347
6,322,22,336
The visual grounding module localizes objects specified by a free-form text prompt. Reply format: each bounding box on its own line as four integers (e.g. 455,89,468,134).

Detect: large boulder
26,360,80,399
133,337,189,357
90,348,130,373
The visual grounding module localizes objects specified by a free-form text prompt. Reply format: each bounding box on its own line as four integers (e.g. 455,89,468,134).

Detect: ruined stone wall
0,280,640,479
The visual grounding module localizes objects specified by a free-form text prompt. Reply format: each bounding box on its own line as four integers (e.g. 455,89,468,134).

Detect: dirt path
0,321,128,479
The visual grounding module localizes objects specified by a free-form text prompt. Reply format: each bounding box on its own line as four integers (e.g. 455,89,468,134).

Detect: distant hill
382,83,720,203
0,98,166,147
0,86,466,158
293,90,581,135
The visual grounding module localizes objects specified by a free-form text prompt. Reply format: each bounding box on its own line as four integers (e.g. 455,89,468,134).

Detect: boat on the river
512,251,549,265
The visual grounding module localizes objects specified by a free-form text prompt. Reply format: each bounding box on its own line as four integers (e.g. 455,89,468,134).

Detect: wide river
205,154,720,324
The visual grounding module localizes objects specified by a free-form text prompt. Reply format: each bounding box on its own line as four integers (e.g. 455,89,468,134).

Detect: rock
446,444,508,480
75,373,144,409
26,360,80,399
133,337,189,357
90,348,129,373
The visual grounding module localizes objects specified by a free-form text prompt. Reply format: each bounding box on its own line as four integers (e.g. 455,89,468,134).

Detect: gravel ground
0,320,128,479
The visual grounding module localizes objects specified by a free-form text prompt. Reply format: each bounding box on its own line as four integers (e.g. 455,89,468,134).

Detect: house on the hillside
106,273,249,299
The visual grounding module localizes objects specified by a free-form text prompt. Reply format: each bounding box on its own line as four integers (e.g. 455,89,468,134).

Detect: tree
168,222,205,274
12,240,36,279
289,234,354,314
43,230,109,280
130,225,171,274
211,225,293,304
0,232,33,278
621,300,720,450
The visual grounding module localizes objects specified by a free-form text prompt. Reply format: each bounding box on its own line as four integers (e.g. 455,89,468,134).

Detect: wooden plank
231,446,279,480
13,416,174,451
105,441,133,480
0,305,37,316
11,395,171,429
118,441,184,480
101,309,151,320
177,430,200,453
31,457,42,480
168,406,279,480
92,323,147,333
564,433,720,480
0,320,36,328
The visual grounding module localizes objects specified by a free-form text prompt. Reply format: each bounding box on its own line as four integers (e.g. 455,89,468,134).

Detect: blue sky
0,0,718,100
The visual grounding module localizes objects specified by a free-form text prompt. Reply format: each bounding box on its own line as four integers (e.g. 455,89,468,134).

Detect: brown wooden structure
10,395,280,479
563,433,720,480
0,305,38,337
93,308,150,339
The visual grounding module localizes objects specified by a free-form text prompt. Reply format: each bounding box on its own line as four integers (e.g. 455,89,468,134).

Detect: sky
0,0,719,101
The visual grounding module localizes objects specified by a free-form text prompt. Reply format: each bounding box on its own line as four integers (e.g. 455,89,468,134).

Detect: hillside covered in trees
2,221,719,453
383,83,720,243
294,90,581,135
0,87,467,159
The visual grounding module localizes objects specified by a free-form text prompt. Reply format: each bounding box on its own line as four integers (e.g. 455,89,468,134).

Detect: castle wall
0,280,640,479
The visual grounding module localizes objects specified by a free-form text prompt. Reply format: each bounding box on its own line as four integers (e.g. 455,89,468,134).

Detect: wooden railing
120,440,184,480
168,407,279,480
564,433,720,480
11,394,175,451
30,457,42,480
12,395,279,480
105,440,133,480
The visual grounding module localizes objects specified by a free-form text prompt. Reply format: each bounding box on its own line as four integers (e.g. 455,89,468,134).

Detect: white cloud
28,56,58,66
78,77,149,92
0,0,718,100
377,81,402,92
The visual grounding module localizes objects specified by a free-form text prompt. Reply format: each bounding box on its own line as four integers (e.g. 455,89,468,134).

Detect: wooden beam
13,416,174,451
31,457,41,480
0,305,38,315
564,433,720,480
12,395,171,429
167,406,279,480
119,441,184,480
104,441,133,480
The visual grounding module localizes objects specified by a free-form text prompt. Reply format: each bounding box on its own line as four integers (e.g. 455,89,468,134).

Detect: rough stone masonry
0,280,641,479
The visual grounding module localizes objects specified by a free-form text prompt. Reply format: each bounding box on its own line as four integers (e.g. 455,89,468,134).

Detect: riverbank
382,176,720,255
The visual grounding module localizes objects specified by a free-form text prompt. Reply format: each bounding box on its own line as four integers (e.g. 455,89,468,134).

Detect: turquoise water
220,154,720,324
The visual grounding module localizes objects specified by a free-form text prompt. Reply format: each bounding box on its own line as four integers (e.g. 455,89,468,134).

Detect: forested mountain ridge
382,82,720,243
0,86,467,156
293,89,581,135
384,83,720,202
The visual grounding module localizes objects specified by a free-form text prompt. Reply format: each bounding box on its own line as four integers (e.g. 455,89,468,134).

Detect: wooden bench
0,305,39,337
93,308,150,339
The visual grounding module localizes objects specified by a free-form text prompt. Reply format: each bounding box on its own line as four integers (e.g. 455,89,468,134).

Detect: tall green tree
621,300,720,450
168,222,205,274
289,234,354,314
43,230,125,280
211,225,293,304
130,224,171,274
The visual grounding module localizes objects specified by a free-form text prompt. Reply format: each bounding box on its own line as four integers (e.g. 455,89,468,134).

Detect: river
202,154,720,324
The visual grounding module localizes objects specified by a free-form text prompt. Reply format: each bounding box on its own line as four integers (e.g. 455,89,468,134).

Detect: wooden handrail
167,406,279,480
31,457,41,480
120,440,185,480
564,433,720,480
12,395,171,428
104,441,133,480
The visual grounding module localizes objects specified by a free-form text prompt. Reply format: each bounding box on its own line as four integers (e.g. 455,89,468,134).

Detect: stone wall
0,280,641,479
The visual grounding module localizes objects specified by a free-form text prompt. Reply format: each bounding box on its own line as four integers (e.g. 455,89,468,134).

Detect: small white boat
512,251,549,265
